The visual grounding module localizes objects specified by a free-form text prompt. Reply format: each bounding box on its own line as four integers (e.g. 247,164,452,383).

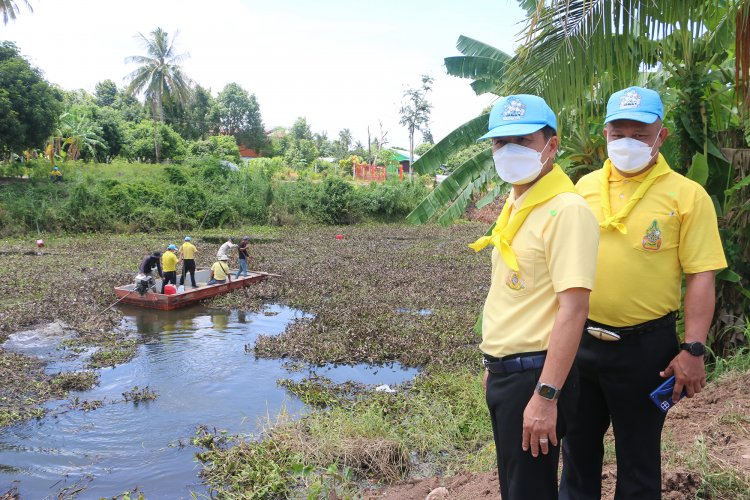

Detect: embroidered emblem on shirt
506,270,526,290
503,98,526,121
642,219,662,251
619,90,641,110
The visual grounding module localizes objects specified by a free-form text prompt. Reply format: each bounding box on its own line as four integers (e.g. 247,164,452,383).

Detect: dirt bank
366,369,750,499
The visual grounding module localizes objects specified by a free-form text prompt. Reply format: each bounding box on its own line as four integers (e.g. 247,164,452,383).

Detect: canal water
0,305,417,498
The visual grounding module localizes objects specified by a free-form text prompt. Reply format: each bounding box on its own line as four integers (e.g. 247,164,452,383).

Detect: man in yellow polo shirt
472,94,599,499
560,87,727,500
208,254,232,285
179,236,198,288
161,244,179,294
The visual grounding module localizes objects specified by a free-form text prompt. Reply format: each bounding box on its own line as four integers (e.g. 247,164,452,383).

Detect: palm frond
504,0,714,125
411,113,489,175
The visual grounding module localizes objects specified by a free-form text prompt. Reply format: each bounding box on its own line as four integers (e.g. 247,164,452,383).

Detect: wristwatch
680,342,706,357
535,382,560,401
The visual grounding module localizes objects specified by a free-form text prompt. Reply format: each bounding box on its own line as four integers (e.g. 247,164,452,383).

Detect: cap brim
605,111,660,124
478,122,547,141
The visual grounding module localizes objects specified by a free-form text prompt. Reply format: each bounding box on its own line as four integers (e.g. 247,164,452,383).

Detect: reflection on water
0,305,418,499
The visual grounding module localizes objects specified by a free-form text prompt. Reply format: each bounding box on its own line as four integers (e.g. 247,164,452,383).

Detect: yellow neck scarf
469,164,575,271
599,153,672,234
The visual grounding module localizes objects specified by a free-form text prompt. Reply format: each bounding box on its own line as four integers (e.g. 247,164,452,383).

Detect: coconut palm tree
125,27,192,163
1,0,32,25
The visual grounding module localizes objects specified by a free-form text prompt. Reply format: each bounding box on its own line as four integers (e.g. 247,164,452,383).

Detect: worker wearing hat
473,94,599,499
50,165,62,182
161,244,179,294
179,236,198,288
235,236,250,279
208,254,232,285
560,87,727,499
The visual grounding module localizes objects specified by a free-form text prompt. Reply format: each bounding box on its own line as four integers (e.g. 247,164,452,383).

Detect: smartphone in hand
649,376,688,413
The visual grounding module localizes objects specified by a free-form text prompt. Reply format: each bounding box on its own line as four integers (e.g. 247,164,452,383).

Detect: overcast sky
2,0,527,148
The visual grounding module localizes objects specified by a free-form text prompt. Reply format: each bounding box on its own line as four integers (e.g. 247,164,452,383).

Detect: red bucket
164,284,177,295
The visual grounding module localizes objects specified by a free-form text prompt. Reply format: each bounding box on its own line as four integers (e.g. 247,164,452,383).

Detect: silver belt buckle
587,326,621,341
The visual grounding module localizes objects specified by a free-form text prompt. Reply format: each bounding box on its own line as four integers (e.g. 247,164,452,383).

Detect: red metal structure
353,163,387,182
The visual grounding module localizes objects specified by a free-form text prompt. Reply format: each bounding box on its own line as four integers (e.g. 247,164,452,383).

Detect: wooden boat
113,269,273,310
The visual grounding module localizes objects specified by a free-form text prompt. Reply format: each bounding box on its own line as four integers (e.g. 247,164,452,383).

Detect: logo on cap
619,90,642,110
503,98,526,121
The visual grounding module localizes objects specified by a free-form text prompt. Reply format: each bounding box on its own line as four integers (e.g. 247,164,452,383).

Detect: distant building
238,146,260,160
391,150,421,174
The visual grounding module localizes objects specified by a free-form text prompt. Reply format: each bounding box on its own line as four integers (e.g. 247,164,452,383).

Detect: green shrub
314,176,356,224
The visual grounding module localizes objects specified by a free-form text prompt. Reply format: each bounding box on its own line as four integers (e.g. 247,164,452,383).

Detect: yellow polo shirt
180,242,197,259
162,251,178,272
211,261,229,280
576,160,727,327
480,191,599,357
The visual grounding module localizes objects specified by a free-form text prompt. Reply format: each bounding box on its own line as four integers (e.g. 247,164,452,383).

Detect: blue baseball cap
184,236,191,241
478,94,557,140
167,244,178,251
605,86,663,124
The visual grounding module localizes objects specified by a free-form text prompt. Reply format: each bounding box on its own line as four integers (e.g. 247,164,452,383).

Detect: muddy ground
366,369,750,500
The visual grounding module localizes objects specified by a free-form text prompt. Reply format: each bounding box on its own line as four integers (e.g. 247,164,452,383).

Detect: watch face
684,343,706,356
691,343,706,356
538,384,557,400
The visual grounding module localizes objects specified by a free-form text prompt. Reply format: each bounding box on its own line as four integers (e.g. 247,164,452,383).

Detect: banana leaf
411,114,489,175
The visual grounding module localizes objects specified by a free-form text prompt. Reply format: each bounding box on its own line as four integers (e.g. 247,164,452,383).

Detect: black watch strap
680,342,706,356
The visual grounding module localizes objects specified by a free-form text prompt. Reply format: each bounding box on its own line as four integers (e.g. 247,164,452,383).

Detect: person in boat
161,244,179,294
137,251,163,293
235,236,250,278
179,236,198,288
207,254,232,285
217,237,237,260
139,251,163,279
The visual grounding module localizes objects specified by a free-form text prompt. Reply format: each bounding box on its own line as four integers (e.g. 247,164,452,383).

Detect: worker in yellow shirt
50,166,62,182
472,94,599,499
560,87,727,500
160,244,179,294
179,236,198,288
207,254,232,285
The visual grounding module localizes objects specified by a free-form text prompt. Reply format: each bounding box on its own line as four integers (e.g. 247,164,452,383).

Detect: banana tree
56,110,106,162
407,37,512,225
410,0,750,226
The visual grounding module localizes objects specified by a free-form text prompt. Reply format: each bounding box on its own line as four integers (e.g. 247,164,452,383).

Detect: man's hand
483,368,489,395
660,350,706,403
522,395,558,457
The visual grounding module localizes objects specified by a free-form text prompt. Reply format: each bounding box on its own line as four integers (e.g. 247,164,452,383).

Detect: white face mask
606,129,662,173
492,139,551,185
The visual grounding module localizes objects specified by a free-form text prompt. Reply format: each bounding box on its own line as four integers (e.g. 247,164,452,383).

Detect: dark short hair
540,125,556,140
152,251,162,257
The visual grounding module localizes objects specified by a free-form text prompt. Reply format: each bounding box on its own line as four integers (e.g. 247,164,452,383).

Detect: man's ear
657,127,669,147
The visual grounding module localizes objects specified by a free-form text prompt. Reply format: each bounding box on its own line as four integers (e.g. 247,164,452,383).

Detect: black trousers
486,358,579,500
180,259,196,287
161,271,177,293
560,318,679,500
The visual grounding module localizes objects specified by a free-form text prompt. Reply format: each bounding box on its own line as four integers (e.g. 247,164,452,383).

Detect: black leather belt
586,312,676,341
483,353,546,374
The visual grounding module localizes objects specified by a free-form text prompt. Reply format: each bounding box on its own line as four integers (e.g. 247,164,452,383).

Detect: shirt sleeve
678,187,727,274
544,201,600,292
